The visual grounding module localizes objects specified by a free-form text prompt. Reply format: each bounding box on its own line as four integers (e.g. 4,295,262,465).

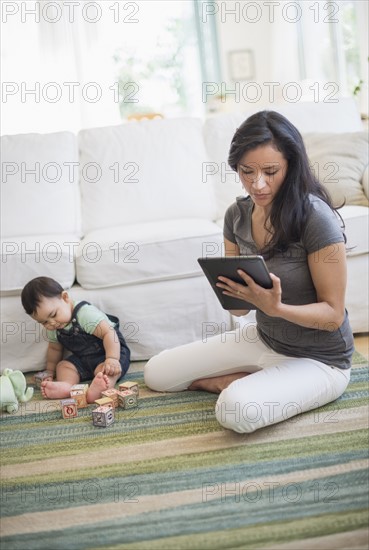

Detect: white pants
144,324,351,433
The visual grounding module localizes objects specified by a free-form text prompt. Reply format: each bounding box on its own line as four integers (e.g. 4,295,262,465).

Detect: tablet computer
198,255,272,310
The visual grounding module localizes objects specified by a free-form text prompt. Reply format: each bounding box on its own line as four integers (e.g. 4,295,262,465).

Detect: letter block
92,405,115,427
118,390,137,409
101,388,119,408
94,397,114,409
60,398,78,419
70,384,89,408
118,381,139,396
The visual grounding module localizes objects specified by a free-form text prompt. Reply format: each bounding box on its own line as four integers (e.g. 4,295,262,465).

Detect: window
338,1,363,95
297,0,367,112
111,1,205,119
1,1,221,134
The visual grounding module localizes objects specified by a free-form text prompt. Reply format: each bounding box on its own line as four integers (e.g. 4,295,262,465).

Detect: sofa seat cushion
75,218,223,289
0,234,77,293
341,205,369,256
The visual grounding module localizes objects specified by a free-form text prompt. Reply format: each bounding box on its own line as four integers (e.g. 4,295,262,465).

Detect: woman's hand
216,270,282,316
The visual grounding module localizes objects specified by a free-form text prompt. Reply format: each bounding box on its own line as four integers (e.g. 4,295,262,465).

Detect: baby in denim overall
21,277,130,403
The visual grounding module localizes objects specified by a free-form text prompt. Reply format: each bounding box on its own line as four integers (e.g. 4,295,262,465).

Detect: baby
21,277,130,403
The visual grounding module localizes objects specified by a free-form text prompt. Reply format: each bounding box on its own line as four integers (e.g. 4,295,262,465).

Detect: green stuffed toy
0,368,34,413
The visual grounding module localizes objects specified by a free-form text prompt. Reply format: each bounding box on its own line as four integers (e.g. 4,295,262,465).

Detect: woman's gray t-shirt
223,195,354,369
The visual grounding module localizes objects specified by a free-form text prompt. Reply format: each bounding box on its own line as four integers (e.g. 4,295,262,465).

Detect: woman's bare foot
41,380,73,400
87,372,110,403
188,373,249,394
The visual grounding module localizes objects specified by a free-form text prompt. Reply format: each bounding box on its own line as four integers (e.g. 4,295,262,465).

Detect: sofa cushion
0,234,77,293
79,118,217,234
361,163,369,199
203,114,245,220
75,218,223,289
1,132,80,238
304,132,369,207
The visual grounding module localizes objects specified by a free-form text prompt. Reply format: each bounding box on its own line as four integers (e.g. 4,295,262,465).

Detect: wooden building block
60,398,78,419
70,384,89,408
94,397,114,409
101,388,119,408
92,405,115,427
118,381,139,396
118,390,138,409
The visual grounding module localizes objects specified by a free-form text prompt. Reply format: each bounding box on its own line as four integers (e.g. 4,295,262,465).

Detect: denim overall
56,301,130,382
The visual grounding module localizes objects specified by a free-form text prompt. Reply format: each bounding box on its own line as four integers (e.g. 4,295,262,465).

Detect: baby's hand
42,370,55,381
103,358,121,377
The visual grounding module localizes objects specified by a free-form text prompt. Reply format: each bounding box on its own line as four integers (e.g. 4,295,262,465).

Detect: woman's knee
144,353,171,392
215,387,263,433
215,381,286,433
144,355,160,391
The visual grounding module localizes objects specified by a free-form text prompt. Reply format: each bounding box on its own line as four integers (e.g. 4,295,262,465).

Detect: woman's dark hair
228,110,345,254
21,277,64,315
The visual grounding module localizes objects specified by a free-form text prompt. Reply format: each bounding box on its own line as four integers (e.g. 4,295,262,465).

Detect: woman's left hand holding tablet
216,270,283,316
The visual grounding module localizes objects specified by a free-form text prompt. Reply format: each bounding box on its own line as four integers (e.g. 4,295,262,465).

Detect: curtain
1,1,210,135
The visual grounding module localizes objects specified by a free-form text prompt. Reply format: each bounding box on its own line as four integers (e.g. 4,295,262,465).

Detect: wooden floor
354,333,369,359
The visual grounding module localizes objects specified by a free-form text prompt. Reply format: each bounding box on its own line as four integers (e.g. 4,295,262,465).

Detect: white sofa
1,98,368,374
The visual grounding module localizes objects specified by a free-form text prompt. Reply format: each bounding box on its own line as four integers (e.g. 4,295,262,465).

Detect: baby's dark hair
21,277,64,315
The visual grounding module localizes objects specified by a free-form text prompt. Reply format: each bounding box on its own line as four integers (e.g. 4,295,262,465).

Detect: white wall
210,0,368,116
211,1,304,114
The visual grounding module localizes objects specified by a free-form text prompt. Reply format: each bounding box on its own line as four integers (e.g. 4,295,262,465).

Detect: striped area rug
1,352,368,550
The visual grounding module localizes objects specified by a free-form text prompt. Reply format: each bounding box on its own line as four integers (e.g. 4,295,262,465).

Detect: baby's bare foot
41,381,72,400
87,372,109,403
